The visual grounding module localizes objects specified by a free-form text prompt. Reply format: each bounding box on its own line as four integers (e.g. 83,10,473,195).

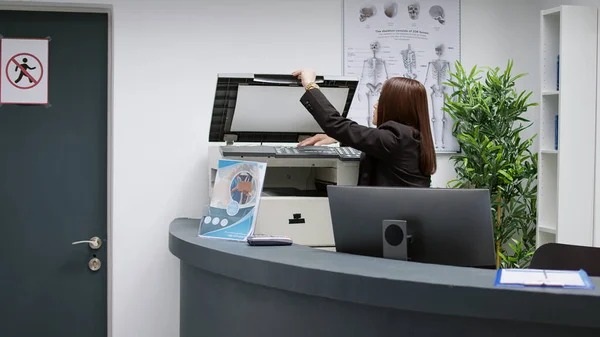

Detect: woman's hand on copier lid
292,68,317,88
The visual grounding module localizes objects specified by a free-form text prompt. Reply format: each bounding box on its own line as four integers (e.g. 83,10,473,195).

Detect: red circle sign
5,52,44,89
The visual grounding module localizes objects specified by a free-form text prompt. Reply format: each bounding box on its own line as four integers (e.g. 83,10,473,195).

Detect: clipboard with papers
494,268,595,289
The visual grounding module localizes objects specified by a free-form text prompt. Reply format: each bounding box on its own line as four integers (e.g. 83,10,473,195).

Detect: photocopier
206,73,361,249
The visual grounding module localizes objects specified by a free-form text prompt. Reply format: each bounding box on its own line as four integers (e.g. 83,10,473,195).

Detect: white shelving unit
537,6,598,248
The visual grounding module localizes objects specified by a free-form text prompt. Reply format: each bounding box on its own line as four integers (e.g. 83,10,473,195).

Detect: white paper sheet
499,269,585,287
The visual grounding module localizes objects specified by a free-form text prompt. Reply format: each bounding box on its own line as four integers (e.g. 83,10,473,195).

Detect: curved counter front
169,218,600,337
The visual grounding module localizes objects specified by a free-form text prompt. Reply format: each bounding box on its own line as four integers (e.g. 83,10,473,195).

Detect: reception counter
169,218,600,337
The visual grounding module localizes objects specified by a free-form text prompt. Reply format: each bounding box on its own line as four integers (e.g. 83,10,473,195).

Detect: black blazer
300,88,431,188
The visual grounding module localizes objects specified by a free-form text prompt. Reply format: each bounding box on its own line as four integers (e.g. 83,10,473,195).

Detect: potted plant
442,60,538,269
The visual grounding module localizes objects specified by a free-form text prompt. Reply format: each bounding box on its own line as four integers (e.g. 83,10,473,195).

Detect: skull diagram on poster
407,2,420,20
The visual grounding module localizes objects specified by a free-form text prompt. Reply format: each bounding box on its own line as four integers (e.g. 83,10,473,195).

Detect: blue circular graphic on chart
226,201,240,216
229,171,256,206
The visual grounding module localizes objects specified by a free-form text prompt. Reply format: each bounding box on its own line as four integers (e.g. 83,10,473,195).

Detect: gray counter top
169,217,600,330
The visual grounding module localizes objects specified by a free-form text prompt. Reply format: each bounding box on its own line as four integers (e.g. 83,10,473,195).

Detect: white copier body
206,73,360,249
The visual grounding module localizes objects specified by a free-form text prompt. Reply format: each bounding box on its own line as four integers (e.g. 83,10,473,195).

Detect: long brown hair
376,77,436,175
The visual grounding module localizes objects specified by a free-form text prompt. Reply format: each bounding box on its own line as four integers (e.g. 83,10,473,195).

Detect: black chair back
529,243,600,277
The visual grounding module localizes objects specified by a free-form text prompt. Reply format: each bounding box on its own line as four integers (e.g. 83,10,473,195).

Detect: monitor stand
382,220,413,261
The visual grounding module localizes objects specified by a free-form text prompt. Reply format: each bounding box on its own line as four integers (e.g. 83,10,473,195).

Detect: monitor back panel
327,186,496,268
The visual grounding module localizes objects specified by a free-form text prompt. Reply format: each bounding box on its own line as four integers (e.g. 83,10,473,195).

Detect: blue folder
494,268,595,290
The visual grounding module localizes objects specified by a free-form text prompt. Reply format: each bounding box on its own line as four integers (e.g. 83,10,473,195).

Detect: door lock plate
88,257,101,271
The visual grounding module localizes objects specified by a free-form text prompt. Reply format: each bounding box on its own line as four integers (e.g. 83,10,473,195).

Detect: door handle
72,236,102,249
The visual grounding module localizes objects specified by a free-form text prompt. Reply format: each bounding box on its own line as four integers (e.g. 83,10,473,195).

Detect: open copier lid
208,73,359,144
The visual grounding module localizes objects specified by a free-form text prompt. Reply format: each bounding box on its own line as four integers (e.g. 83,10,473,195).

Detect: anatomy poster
343,0,461,153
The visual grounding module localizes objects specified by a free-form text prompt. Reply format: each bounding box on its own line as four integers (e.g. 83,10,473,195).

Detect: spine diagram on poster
400,44,417,79
343,0,461,153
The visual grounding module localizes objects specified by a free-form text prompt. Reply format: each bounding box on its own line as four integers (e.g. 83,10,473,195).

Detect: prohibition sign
5,52,44,90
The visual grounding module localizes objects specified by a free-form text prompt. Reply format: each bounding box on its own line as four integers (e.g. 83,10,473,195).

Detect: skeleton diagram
407,2,420,20
359,41,388,127
400,44,417,79
359,5,377,22
429,5,445,25
424,44,451,149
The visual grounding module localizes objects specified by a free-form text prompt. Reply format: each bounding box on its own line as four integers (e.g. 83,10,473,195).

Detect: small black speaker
382,220,408,260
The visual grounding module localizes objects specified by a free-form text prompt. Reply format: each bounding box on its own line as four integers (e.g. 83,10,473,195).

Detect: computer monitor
327,185,497,268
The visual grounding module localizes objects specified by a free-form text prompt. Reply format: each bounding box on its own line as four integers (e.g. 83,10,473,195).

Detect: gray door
0,10,108,337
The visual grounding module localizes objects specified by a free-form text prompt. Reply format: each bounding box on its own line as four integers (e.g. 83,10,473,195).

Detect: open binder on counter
494,268,595,289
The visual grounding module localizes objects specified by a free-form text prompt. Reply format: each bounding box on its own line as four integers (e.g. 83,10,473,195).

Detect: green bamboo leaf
445,60,537,269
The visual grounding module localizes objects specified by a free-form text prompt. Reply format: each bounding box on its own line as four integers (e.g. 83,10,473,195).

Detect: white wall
8,0,556,336
461,0,543,153
107,2,345,336
543,0,600,9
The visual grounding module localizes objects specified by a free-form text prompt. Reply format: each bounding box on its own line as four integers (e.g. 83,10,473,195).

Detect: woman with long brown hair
293,68,436,187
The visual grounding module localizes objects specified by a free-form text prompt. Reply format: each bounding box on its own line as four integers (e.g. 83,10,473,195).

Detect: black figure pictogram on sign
5,52,44,90
14,57,37,84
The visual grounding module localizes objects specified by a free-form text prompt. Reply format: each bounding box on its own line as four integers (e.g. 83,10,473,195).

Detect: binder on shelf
494,268,594,289
556,54,560,91
555,115,559,150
